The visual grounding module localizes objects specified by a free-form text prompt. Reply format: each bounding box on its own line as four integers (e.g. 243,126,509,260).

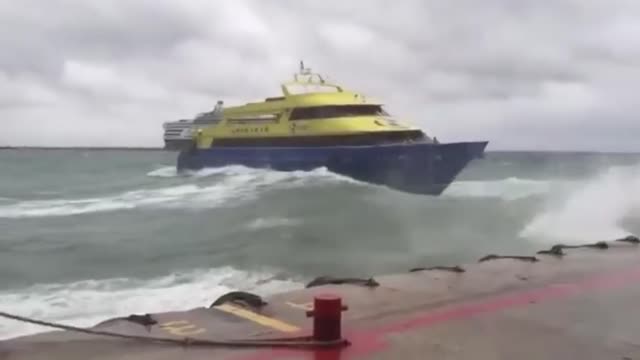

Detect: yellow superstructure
194,62,424,149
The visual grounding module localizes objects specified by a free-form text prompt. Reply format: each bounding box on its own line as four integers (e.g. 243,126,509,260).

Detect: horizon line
1,146,639,154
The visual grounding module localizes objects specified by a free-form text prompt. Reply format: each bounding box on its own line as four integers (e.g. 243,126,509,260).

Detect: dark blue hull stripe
176,141,488,196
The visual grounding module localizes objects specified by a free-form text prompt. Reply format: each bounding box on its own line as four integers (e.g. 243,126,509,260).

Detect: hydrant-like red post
306,294,348,342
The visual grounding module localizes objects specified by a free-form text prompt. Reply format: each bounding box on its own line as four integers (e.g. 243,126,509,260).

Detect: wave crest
520,164,640,243
0,166,358,218
0,266,301,340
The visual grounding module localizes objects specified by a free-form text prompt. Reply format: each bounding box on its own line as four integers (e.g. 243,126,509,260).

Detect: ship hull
176,141,488,195
164,139,194,151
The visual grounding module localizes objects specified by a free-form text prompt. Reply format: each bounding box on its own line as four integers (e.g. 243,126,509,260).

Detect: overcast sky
1,0,639,151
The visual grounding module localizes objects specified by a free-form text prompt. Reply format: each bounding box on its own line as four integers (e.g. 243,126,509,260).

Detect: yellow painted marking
213,304,300,333
285,301,314,312
159,320,206,336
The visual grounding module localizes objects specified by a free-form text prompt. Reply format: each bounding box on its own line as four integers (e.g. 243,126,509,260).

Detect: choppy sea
1,149,640,339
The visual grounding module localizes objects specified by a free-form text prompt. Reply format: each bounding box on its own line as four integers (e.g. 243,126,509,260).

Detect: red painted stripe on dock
375,265,640,334
237,264,640,360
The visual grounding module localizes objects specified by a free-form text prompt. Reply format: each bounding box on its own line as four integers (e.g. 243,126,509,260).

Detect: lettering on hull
231,127,270,134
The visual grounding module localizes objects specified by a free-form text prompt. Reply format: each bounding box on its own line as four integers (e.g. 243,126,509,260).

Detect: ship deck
2,237,640,360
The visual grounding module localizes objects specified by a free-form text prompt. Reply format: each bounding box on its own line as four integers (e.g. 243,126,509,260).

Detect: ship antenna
295,60,322,83
299,60,311,75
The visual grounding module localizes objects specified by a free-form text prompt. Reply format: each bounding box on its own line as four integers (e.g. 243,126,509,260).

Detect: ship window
290,105,388,120
227,114,280,125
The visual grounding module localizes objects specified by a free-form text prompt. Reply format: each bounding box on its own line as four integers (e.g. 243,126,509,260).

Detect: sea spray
520,163,640,243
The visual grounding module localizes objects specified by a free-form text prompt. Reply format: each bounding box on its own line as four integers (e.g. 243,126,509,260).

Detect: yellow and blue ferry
175,62,488,195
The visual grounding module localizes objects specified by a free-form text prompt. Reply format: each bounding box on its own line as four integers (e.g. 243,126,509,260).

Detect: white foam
0,166,358,218
444,177,560,201
520,163,640,244
146,166,178,178
146,166,237,178
245,217,301,230
0,185,210,218
0,267,302,340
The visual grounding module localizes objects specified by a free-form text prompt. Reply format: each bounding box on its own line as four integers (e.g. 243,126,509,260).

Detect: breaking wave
0,166,357,219
6,161,640,248
0,266,302,340
520,163,640,243
0,166,581,219
245,217,301,230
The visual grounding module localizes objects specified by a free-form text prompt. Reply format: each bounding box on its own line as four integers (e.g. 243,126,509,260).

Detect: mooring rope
0,311,349,349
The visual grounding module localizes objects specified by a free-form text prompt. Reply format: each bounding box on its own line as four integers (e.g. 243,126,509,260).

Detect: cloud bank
1,0,639,151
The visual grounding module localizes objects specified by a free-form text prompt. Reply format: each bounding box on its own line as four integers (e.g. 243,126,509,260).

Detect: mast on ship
294,60,325,84
282,60,341,96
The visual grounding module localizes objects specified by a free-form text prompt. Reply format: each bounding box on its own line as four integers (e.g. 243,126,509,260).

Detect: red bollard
306,294,348,342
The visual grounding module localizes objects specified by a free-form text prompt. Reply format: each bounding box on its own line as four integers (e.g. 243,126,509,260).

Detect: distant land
0,146,164,151
0,146,638,155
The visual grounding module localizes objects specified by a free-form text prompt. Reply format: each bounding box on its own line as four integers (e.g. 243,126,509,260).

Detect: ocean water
1,149,640,339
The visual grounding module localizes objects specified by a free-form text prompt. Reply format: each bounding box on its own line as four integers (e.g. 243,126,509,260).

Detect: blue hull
176,141,488,195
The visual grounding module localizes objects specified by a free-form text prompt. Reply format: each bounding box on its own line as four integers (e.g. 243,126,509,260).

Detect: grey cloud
1,0,639,150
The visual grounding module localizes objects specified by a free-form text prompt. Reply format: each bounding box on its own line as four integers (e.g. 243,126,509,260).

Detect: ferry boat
174,62,488,195
162,120,193,150
162,101,225,150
